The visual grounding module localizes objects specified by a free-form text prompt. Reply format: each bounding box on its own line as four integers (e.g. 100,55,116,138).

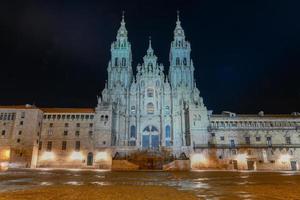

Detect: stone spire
147,36,154,55
174,10,185,39
117,11,128,40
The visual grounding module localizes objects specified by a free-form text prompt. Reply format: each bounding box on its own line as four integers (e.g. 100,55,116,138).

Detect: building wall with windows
37,108,98,168
0,105,43,168
191,112,300,170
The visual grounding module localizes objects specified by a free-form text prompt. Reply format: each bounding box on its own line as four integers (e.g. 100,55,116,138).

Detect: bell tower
107,12,133,90
168,11,194,90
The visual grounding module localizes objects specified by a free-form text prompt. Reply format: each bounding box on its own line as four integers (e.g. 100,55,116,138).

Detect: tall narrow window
183,57,187,66
130,125,136,138
47,141,52,152
75,141,80,151
114,57,118,66
38,141,42,150
62,141,67,150
245,137,250,145
286,137,291,145
165,125,171,138
267,137,272,146
122,58,126,66
176,57,180,66
230,140,235,148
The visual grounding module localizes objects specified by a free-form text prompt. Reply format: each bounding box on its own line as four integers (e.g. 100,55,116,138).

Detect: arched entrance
87,152,93,166
142,125,159,149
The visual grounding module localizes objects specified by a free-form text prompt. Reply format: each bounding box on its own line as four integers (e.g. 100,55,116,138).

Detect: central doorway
142,125,159,150
87,152,93,166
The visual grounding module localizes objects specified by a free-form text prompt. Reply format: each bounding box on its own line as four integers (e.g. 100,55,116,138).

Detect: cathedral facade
0,13,300,171
96,13,209,154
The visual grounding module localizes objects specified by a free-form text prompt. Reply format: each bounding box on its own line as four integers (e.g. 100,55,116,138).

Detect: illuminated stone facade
0,13,300,171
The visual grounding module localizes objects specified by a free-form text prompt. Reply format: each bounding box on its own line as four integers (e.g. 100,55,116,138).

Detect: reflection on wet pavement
0,169,300,199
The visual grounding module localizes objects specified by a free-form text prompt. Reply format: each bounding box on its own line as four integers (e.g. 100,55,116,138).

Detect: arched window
147,103,154,114
130,125,136,138
176,57,180,66
183,57,187,66
165,125,171,138
121,58,126,66
114,57,118,66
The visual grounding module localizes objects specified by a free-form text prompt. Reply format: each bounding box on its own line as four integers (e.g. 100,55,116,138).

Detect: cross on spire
147,36,153,55
122,11,125,21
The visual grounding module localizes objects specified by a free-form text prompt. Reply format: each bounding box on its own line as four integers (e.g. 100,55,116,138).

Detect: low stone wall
112,160,139,171
163,160,190,171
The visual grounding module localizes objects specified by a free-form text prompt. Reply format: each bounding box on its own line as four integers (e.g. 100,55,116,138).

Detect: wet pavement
0,169,300,199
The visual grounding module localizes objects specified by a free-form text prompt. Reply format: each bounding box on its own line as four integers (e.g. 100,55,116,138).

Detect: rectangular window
21,112,25,118
47,141,52,151
75,131,80,136
286,137,291,145
89,131,93,137
89,123,93,127
65,123,69,127
63,130,68,136
75,141,80,151
62,141,67,150
20,121,23,125
267,137,272,146
220,136,225,141
38,141,42,150
18,131,22,135
256,136,261,142
245,137,250,145
230,140,235,147
76,123,80,127
1,130,5,135
49,123,53,127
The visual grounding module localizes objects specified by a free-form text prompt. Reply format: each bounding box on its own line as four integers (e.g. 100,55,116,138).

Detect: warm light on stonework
191,153,207,166
4,150,10,159
236,154,247,162
41,152,55,161
70,152,84,161
278,154,291,163
0,149,10,160
96,152,108,161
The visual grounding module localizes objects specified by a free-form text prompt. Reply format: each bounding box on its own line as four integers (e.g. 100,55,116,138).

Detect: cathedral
96,12,209,153
0,13,300,171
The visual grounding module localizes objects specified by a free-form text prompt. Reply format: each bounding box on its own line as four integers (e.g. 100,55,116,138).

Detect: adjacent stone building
0,13,299,171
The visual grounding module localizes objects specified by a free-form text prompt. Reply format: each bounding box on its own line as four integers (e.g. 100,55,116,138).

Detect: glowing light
70,151,84,161
96,152,108,161
0,162,9,171
278,154,291,163
41,152,55,161
236,154,247,162
1,149,10,160
191,153,207,166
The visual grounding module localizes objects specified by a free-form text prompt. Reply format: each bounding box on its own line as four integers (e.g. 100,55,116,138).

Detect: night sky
1,0,300,114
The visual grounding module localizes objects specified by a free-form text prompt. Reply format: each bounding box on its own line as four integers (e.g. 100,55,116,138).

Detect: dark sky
1,0,300,114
